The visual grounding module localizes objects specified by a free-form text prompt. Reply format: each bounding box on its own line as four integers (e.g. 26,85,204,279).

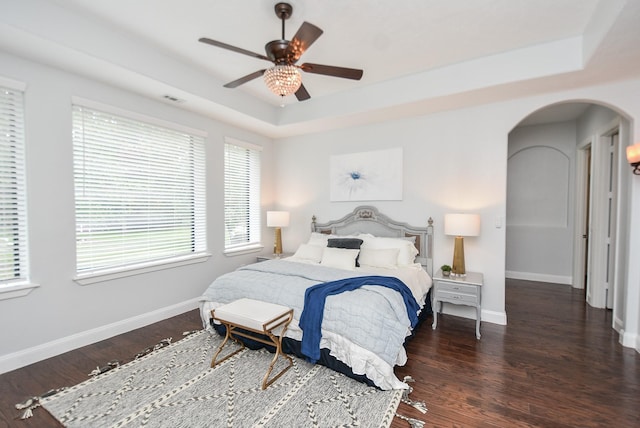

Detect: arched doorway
506,101,631,332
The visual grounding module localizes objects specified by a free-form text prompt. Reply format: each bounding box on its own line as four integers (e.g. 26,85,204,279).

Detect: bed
199,206,434,390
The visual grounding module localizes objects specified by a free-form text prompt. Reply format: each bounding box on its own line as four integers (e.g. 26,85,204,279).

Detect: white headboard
311,206,434,276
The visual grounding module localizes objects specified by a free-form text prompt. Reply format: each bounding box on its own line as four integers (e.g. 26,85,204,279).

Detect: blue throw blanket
299,275,420,363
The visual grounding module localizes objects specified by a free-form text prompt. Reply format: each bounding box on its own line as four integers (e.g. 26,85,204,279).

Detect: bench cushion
215,298,291,332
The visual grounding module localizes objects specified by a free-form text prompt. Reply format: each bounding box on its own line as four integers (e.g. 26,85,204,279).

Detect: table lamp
267,211,290,256
444,213,480,276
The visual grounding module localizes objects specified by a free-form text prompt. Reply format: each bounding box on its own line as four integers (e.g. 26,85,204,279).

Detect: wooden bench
210,298,294,389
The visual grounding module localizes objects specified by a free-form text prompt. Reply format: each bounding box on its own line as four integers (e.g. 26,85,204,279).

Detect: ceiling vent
162,94,185,103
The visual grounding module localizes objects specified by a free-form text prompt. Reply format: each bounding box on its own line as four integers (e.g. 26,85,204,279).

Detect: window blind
72,104,206,274
0,86,28,283
224,141,261,249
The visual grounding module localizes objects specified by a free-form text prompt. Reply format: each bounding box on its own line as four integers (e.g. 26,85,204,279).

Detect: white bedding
199,257,432,390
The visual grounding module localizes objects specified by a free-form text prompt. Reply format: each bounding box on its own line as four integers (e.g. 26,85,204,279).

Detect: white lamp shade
444,213,480,237
267,211,290,228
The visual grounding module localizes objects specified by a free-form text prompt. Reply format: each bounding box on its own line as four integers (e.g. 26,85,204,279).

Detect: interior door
586,129,619,309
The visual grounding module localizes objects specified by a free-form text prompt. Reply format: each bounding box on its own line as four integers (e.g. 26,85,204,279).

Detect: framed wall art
330,148,403,201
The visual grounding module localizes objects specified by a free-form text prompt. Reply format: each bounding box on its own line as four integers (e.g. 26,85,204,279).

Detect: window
224,138,261,252
72,100,206,279
0,85,28,285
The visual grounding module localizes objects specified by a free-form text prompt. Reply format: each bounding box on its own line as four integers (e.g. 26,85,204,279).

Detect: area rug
40,330,404,427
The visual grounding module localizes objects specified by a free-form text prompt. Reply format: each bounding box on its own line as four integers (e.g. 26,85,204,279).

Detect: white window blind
224,140,261,250
73,104,206,274
0,86,28,284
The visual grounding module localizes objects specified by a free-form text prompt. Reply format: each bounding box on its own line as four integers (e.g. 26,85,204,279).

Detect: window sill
223,244,264,257
74,252,211,285
0,281,40,301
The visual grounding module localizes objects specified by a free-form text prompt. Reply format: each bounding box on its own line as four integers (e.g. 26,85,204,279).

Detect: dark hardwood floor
1,279,638,427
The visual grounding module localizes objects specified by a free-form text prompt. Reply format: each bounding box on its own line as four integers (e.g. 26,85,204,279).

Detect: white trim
71,96,208,137
74,253,211,285
482,309,508,326
613,314,624,333
437,304,507,326
0,75,27,91
618,328,640,351
223,244,264,256
0,281,40,301
0,298,200,375
506,270,572,285
224,136,263,152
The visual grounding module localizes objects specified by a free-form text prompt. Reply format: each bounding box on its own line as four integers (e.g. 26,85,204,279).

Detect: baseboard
506,270,572,285
619,328,640,354
482,309,507,325
0,298,200,375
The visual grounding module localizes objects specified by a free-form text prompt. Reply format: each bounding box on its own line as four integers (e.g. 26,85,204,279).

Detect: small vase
442,271,450,277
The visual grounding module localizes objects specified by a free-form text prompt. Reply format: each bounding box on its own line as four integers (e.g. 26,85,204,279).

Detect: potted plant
441,264,452,277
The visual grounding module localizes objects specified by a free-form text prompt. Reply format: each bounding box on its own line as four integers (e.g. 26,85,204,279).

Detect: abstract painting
330,148,403,201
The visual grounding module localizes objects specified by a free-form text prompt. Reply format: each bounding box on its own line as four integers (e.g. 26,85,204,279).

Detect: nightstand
432,270,483,339
256,253,293,262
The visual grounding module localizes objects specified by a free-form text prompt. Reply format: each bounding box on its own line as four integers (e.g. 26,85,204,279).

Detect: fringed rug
37,330,409,427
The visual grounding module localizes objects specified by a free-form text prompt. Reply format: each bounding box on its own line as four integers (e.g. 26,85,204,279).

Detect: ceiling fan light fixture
263,65,302,97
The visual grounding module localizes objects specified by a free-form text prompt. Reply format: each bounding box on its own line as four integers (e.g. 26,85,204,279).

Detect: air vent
162,94,185,103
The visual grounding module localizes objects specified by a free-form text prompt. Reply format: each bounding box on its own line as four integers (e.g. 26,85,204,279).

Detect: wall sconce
444,213,480,276
627,143,640,175
267,211,290,256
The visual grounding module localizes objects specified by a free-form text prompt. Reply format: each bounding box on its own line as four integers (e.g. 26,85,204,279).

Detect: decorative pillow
327,238,364,267
358,235,419,266
358,248,400,269
320,247,360,271
291,243,324,263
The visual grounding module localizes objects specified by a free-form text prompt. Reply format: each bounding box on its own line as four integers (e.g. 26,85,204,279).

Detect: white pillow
358,235,419,266
320,247,360,270
358,248,400,269
291,243,324,263
307,232,331,247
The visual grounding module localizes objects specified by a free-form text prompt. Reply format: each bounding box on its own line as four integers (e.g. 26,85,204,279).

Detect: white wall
0,52,275,372
273,78,640,349
506,122,577,284
2,52,640,372
275,106,514,326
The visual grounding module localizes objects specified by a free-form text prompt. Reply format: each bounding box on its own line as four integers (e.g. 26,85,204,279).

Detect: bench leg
261,329,293,390
211,323,245,368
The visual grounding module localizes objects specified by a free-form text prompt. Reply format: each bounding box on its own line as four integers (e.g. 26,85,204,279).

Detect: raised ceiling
1,0,639,137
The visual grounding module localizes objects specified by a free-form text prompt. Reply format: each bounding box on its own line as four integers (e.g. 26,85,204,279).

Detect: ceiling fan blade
286,22,323,62
300,63,363,80
223,70,266,88
199,37,270,62
295,83,311,101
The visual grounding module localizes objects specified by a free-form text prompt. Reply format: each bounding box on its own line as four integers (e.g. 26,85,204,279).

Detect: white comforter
199,258,432,390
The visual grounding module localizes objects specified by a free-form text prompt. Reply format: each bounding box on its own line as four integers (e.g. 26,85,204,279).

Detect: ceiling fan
199,2,363,101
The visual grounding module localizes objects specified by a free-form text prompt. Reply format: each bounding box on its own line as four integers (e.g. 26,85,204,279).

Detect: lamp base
451,236,466,276
273,227,283,256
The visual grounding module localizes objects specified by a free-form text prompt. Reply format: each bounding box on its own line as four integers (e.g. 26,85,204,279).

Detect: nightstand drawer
436,281,478,295
437,290,479,304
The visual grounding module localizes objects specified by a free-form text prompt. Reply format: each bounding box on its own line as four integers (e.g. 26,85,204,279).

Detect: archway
506,101,632,332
